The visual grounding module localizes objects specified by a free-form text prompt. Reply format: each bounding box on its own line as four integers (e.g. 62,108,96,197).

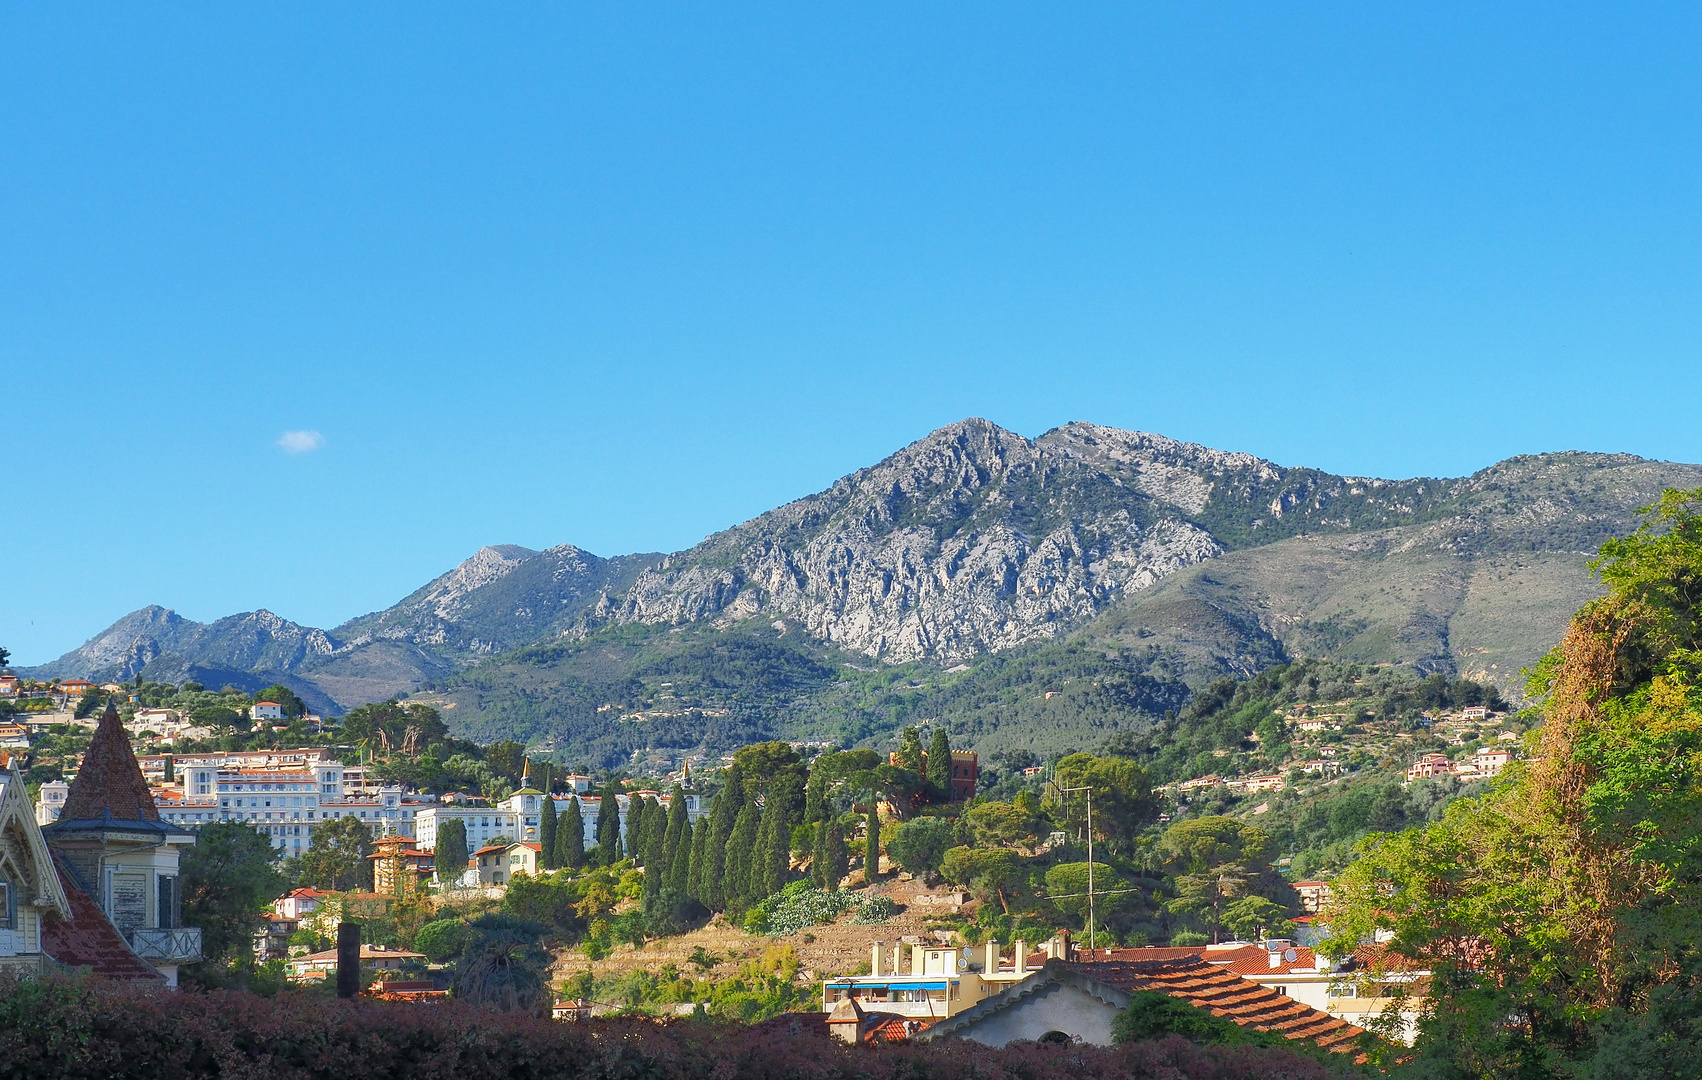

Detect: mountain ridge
24,421,1702,750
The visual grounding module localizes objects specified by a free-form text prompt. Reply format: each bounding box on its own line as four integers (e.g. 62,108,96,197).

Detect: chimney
911,943,924,976
984,940,999,974
872,942,884,976
1268,950,1283,969
1014,940,1028,975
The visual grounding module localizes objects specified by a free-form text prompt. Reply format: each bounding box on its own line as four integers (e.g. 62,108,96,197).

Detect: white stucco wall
950,982,1120,1047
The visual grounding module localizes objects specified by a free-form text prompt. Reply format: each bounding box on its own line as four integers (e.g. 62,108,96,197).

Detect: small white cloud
277,430,325,454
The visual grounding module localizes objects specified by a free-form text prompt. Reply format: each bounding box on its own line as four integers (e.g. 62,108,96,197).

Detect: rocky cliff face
333,542,645,655
613,421,1236,661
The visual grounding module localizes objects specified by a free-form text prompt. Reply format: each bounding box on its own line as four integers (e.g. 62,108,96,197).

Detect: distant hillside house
251,702,285,721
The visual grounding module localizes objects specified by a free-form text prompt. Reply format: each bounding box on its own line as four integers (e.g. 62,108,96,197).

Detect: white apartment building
145,754,432,856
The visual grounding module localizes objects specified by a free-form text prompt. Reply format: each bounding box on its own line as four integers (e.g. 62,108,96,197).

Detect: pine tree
559,796,585,869
865,807,881,883
927,728,953,802
897,727,924,774
539,794,559,870
724,802,759,912
436,818,468,882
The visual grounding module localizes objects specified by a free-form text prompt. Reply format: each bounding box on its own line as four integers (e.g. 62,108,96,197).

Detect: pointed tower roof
58,702,159,823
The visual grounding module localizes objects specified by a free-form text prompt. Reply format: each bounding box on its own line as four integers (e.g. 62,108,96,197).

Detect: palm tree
451,916,552,1016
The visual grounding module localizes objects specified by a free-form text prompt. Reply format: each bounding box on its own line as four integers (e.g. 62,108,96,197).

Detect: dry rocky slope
31,419,1702,720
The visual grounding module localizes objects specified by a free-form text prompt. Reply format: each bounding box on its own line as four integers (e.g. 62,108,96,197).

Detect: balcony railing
128,927,202,963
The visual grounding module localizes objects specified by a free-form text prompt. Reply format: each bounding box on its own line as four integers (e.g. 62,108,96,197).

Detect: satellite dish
1283,948,1298,963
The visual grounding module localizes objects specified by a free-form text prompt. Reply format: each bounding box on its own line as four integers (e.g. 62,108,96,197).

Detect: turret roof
58,702,159,823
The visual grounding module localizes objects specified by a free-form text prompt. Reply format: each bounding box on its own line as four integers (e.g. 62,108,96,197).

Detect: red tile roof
59,703,159,823
1206,945,1325,976
1070,956,1366,1055
40,852,163,983
926,957,1367,1058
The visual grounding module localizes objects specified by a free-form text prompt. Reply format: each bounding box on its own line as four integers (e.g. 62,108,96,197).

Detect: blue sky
4,3,1700,664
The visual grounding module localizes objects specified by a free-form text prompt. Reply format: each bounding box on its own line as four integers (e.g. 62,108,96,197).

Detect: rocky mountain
27,420,1702,746
26,543,652,711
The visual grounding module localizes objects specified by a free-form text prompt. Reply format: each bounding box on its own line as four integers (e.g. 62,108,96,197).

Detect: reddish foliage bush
0,975,1339,1080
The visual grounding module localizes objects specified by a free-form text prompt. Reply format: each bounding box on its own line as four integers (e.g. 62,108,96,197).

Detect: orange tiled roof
1070,956,1366,1054
1207,945,1326,976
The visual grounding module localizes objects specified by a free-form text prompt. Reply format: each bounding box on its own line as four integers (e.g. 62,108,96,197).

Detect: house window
0,881,11,930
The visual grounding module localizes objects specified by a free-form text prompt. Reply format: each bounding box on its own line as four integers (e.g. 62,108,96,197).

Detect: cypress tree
662,784,688,874
704,768,743,911
539,794,559,870
825,819,849,889
643,797,666,869
668,819,691,903
865,808,881,883
811,821,830,889
724,802,759,912
436,818,468,882
559,796,585,869
757,794,789,899
927,728,952,802
687,816,709,904
595,784,622,863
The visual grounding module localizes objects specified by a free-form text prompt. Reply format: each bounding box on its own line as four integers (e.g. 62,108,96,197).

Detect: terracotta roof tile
1068,956,1366,1055
59,703,159,823
40,852,163,983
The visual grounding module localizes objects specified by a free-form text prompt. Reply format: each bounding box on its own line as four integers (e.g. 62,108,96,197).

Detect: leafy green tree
1328,490,1702,1074
1221,896,1293,943
294,816,374,892
940,846,1023,906
887,816,954,878
414,918,471,963
557,796,585,869
731,742,804,806
1053,753,1158,854
539,795,558,870
864,808,881,883
1160,816,1277,941
926,728,952,800
73,690,106,720
435,818,468,881
180,821,287,969
963,800,1041,849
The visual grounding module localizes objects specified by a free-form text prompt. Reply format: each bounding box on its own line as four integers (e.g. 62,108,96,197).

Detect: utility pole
1048,777,1095,952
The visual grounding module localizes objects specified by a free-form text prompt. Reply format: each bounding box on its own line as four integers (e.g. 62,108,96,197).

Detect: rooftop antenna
1046,773,1095,953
